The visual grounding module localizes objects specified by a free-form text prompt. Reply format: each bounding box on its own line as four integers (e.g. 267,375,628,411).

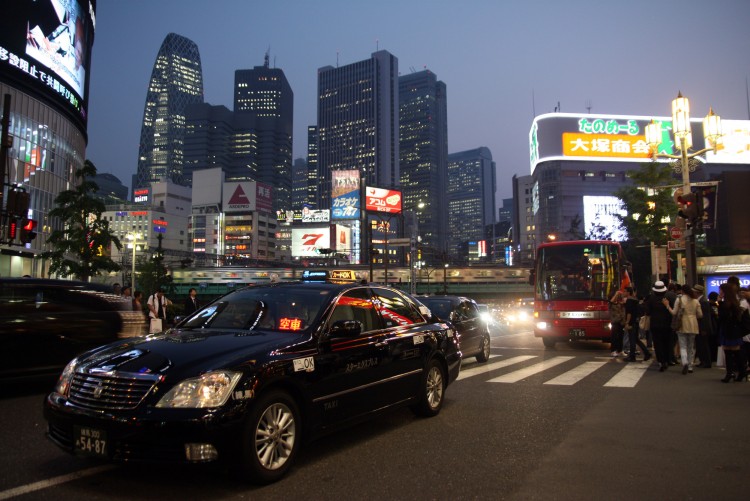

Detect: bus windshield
535,242,621,302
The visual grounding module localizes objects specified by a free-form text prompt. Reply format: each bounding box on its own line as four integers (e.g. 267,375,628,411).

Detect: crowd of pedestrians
110,283,203,334
609,275,749,383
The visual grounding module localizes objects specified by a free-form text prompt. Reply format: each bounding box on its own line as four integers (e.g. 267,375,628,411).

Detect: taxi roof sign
301,269,358,284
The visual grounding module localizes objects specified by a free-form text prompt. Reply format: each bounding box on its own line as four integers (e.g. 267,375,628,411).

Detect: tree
613,161,678,293
613,161,677,247
41,160,122,281
566,214,586,240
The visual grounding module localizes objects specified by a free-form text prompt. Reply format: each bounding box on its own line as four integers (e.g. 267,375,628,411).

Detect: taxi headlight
55,358,79,397
156,371,242,408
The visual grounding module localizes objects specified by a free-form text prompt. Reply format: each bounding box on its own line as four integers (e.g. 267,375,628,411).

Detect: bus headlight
536,321,548,330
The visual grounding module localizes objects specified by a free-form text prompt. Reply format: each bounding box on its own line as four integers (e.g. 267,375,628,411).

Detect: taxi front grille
68,372,160,411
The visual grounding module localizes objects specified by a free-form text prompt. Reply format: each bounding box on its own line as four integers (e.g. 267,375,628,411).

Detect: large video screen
0,0,96,132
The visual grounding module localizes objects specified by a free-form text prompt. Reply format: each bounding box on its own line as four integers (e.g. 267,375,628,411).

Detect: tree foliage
41,160,122,281
613,162,677,247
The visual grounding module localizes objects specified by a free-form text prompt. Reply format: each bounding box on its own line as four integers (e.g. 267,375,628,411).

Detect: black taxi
44,282,460,483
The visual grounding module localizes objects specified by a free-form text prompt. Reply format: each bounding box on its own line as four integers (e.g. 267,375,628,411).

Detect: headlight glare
55,358,78,396
156,371,242,408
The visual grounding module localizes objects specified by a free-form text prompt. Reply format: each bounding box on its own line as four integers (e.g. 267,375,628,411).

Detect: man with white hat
644,281,672,371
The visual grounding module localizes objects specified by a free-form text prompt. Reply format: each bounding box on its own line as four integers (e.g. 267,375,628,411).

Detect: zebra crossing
457,355,651,388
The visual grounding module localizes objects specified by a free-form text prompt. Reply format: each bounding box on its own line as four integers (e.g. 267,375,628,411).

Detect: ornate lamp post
644,92,722,286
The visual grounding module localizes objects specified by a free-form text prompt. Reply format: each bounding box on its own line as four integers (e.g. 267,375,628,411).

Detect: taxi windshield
181,287,330,332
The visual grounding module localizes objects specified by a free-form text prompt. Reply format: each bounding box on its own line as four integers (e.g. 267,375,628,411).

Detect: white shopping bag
149,318,163,334
716,347,725,368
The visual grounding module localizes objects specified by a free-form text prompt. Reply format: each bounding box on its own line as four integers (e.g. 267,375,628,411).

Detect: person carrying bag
147,288,172,334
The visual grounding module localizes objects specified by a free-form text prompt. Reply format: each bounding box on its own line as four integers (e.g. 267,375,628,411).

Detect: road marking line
488,356,575,383
604,362,650,387
0,465,116,500
544,361,608,385
457,355,537,380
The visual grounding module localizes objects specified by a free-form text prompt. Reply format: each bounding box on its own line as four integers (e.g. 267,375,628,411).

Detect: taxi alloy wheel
242,390,301,484
412,359,445,417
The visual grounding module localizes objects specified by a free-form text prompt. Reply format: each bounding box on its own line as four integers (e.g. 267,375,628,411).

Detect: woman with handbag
664,284,702,374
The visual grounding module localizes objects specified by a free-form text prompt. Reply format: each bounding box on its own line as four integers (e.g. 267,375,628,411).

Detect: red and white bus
531,240,628,348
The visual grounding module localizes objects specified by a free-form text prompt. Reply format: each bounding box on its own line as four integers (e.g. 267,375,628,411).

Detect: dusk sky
85,0,750,201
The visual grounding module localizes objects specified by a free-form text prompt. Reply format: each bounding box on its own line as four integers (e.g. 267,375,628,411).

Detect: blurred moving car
0,278,146,383
44,282,461,484
416,295,491,363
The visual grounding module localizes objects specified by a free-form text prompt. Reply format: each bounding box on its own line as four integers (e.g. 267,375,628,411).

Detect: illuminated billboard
291,227,331,257
0,0,96,132
332,170,361,220
705,119,750,164
583,196,627,241
365,186,402,214
223,181,272,213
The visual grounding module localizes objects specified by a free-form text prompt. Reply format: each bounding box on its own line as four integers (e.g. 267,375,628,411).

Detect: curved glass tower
134,33,203,189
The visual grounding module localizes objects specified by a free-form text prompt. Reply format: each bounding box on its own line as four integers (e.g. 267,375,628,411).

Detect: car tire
239,390,301,484
542,337,556,349
475,334,491,363
411,358,446,417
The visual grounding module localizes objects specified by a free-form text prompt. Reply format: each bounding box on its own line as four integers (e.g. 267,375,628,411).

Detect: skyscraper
447,147,497,260
399,70,448,254
134,33,204,190
234,53,293,212
317,50,399,207
306,125,319,208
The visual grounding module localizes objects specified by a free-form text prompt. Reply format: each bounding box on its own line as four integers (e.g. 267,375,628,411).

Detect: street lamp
645,92,722,286
443,263,449,294
127,233,144,293
404,201,425,294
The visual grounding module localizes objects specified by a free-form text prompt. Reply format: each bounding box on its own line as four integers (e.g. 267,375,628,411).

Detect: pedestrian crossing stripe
458,355,652,388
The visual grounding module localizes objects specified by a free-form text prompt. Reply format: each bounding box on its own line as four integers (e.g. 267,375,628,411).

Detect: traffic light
7,219,18,241
19,219,37,244
677,192,699,222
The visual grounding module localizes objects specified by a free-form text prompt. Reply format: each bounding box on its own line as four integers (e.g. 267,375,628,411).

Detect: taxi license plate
74,426,108,457
569,328,586,338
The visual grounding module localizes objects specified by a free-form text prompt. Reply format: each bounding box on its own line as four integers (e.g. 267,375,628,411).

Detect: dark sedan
416,295,491,363
0,278,146,384
44,282,461,484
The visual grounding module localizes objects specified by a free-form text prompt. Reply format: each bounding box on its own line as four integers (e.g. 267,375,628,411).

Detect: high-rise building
183,103,234,186
234,54,293,212
512,174,536,267
317,50,399,207
447,148,497,260
291,158,308,209
134,33,204,191
399,70,448,254
306,126,319,208
317,51,399,266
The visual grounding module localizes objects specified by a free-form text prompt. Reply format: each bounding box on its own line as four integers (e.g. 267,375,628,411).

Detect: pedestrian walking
624,287,651,362
717,282,748,382
665,284,702,374
693,284,715,368
644,281,672,372
609,290,626,357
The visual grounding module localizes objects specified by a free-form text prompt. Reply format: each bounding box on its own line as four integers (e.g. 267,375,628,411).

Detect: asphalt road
1,323,748,500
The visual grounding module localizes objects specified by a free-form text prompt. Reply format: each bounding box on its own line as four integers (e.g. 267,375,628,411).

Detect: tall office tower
306,126,319,208
234,53,293,212
183,103,234,186
317,50,400,207
447,147,497,260
399,70,448,254
291,158,308,208
134,33,204,190
512,174,536,266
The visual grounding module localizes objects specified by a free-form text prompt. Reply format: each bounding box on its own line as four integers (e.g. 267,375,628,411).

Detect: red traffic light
19,219,38,244
7,219,18,240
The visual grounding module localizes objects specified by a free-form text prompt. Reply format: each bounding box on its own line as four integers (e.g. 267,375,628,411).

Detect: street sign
668,240,685,251
670,227,684,240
